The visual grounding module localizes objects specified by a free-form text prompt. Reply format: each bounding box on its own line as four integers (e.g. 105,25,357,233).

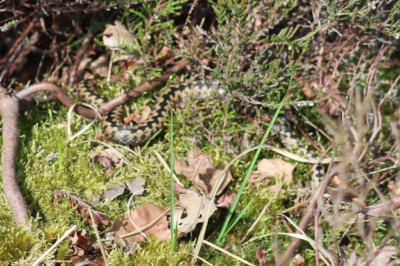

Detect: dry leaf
268,183,283,194
124,106,151,124
293,254,305,265
104,184,125,201
125,179,145,196
346,246,398,266
52,190,111,229
256,244,267,266
88,55,109,78
216,193,236,209
154,46,174,67
103,20,138,63
368,246,398,266
69,229,100,264
175,149,232,197
90,148,124,173
103,20,136,50
388,178,400,197
249,158,294,184
109,203,170,245
175,190,217,235
173,183,190,194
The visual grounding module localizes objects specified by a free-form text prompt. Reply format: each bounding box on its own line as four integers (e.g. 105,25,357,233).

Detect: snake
78,80,214,146
78,80,325,181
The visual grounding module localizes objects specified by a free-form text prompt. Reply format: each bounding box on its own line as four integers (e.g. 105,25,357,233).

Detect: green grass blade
58,133,63,169
216,75,293,245
170,111,177,251
223,198,254,239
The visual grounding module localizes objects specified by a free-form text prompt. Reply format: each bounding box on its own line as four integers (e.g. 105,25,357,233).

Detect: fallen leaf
216,193,236,209
109,203,170,245
268,183,283,194
175,149,232,197
69,229,100,264
103,20,138,63
249,158,294,184
175,190,217,235
52,190,111,229
293,254,305,264
256,244,267,266
368,246,398,266
173,183,190,194
124,106,151,124
388,178,400,197
103,20,136,50
90,148,124,173
104,184,125,201
154,46,175,67
88,55,109,78
125,179,145,196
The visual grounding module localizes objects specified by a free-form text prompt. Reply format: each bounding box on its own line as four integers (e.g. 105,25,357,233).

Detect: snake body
78,80,324,181
78,80,212,146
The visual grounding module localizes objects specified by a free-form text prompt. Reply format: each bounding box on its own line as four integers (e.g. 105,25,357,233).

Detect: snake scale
78,80,324,181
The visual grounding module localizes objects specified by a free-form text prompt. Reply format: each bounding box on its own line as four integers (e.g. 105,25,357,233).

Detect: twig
0,88,29,227
15,82,98,118
69,32,94,87
365,233,392,266
202,240,255,266
99,60,188,112
361,195,400,217
88,207,110,266
32,225,77,266
280,166,337,265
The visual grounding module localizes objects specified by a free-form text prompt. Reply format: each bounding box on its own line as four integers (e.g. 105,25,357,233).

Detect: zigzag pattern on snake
78,80,324,180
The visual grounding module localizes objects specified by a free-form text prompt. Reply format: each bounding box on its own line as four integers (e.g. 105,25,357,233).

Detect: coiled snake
78,80,324,181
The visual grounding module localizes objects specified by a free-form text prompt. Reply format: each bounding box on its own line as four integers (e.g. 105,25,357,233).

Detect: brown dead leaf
249,158,294,184
346,246,398,266
154,46,175,67
216,193,236,209
173,183,190,194
103,20,138,63
388,178,400,197
175,190,217,235
175,149,232,197
109,203,170,245
103,20,135,49
104,184,125,201
69,229,100,264
52,190,111,229
88,55,109,78
369,246,399,265
124,106,151,124
125,179,145,196
256,244,267,266
90,148,124,173
293,254,305,265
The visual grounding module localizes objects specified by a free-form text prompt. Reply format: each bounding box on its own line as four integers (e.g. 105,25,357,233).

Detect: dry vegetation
1,0,400,265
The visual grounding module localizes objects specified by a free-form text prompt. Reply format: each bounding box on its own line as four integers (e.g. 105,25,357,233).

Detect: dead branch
360,195,400,217
0,87,29,228
279,167,338,265
98,60,188,112
15,82,98,119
